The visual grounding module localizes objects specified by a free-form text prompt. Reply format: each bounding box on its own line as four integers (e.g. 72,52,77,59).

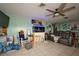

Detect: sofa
55,31,72,46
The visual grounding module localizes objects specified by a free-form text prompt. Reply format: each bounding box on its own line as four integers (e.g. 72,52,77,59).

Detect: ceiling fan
39,3,46,7
46,3,76,19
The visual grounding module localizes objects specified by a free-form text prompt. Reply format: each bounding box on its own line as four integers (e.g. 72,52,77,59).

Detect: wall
70,20,79,37
7,15,47,39
45,21,53,33
54,20,79,37
55,20,79,31
7,15,33,38
56,21,71,31
46,20,79,37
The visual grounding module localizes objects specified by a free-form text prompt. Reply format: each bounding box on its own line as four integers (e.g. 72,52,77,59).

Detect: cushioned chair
58,37,72,46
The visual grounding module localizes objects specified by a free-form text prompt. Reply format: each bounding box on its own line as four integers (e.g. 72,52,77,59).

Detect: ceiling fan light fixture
55,13,59,16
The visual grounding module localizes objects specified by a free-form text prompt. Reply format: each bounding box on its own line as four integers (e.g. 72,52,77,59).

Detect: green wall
55,21,79,37
56,22,71,31
8,15,33,38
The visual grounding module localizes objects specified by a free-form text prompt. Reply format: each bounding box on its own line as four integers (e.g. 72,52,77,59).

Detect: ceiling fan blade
46,9,54,12
58,3,67,11
59,12,65,16
52,14,60,18
58,12,68,19
64,16,68,19
46,14,53,16
62,6,76,13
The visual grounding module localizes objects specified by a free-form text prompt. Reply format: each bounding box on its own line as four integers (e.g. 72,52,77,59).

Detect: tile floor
0,41,79,56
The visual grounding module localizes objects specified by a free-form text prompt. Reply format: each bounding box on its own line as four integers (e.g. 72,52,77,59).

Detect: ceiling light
55,13,59,16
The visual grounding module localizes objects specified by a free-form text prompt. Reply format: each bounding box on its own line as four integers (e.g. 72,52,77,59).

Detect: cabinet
33,32,45,44
2,26,7,35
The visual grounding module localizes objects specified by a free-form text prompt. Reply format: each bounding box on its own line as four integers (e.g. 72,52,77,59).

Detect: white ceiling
0,3,79,23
